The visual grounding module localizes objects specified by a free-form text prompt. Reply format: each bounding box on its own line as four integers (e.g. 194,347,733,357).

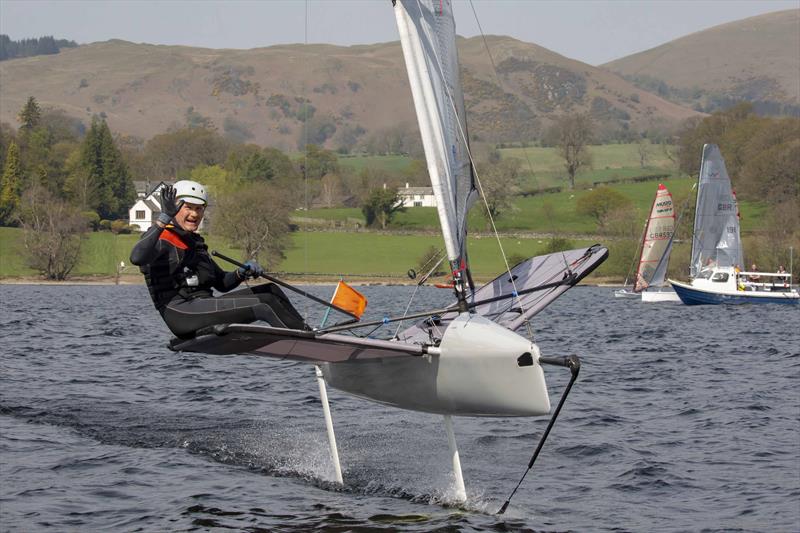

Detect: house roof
144,198,161,211
145,181,174,200
398,186,434,195
130,198,148,209
134,180,175,196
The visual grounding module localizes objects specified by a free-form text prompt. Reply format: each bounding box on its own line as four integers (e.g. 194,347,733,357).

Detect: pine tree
79,118,134,219
0,141,23,225
17,96,41,132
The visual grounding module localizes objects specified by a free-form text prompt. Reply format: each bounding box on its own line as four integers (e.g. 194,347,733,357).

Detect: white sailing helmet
173,180,207,206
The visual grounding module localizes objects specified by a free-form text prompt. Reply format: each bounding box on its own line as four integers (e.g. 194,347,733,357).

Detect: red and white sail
635,184,675,292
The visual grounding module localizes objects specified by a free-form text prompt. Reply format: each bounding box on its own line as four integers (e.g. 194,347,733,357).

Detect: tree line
0,35,77,61
0,96,456,279
1,96,795,280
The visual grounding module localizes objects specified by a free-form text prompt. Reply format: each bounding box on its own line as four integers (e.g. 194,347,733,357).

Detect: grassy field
499,143,676,172
314,143,678,191
0,227,593,280
498,143,679,190
0,225,780,284
281,231,597,278
301,177,768,234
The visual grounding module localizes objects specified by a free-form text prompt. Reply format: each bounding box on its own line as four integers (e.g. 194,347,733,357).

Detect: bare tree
553,113,593,189
212,182,292,269
660,139,678,167
318,173,342,208
475,157,521,226
17,185,88,280
637,138,649,168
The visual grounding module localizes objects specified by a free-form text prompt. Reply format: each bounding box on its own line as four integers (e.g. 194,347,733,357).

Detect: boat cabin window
696,270,713,279
712,272,729,282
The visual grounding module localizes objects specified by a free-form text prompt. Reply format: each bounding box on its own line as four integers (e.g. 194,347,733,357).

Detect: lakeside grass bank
0,226,698,285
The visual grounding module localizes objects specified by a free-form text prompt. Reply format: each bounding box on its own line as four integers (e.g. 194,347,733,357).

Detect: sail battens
394,0,476,268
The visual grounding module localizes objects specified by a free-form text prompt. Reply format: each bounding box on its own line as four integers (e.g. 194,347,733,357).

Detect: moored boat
671,267,798,305
668,144,799,305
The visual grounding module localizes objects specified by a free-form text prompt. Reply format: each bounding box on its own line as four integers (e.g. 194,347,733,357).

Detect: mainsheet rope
467,0,541,194
410,0,526,320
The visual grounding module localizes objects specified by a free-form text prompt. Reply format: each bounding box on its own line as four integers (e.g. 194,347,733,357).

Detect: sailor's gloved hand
238,260,264,279
158,185,184,224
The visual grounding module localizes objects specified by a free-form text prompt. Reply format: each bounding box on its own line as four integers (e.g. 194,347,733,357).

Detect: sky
1,0,797,65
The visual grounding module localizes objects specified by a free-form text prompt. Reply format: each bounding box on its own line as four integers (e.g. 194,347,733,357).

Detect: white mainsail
689,144,744,278
634,184,675,291
394,0,477,281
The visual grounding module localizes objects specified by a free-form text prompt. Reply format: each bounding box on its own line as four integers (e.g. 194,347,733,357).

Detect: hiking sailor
130,180,307,339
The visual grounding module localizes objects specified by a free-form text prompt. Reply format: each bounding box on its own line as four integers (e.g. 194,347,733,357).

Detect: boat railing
735,271,793,291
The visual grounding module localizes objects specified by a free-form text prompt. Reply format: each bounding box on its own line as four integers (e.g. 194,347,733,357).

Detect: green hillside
301,177,767,235
0,148,773,283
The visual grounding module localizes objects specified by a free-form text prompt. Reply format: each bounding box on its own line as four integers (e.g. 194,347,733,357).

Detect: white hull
669,267,799,305
615,288,680,302
322,313,551,417
641,290,680,302
614,288,638,298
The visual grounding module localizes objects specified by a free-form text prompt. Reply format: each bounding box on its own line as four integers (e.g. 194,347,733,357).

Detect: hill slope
0,36,698,149
603,10,800,113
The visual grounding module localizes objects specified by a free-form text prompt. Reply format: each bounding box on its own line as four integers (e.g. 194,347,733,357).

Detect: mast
394,0,478,306
689,150,705,278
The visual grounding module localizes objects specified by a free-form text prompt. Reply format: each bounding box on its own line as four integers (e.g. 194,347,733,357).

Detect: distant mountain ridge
0,35,698,150
603,9,800,115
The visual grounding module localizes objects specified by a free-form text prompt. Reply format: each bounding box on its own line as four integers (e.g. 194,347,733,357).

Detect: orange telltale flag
331,280,367,319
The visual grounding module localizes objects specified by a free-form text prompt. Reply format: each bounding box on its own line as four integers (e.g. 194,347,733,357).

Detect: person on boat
748,263,761,283
130,180,307,339
777,265,789,285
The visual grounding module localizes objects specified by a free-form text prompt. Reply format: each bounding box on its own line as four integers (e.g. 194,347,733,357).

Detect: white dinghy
615,184,679,302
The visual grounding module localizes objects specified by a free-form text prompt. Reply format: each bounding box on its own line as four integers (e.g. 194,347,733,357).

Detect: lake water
1,284,798,532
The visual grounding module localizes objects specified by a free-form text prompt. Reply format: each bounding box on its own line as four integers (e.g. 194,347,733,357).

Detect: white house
128,181,172,232
397,182,437,207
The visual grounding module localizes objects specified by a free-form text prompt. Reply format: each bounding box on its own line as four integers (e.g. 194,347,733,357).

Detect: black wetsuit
130,224,305,339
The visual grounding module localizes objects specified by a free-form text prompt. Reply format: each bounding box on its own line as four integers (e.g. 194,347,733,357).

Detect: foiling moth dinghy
171,0,610,511
172,245,607,507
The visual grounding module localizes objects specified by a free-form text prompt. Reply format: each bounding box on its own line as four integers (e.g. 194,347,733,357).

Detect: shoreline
0,274,624,287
